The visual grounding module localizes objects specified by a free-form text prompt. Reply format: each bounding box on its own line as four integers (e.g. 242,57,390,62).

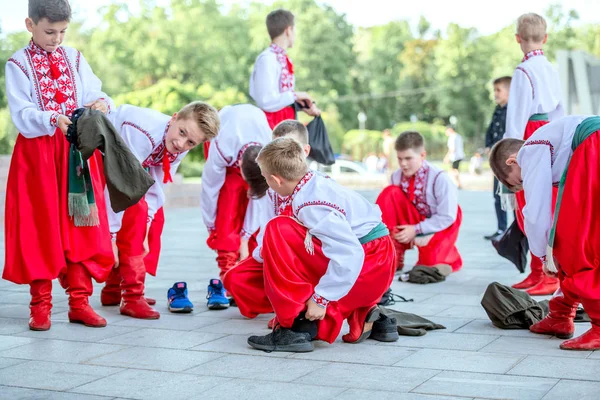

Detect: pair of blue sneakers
167,279,231,313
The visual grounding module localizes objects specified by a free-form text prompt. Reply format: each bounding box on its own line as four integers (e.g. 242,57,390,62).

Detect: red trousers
144,207,165,276
3,131,113,284
223,256,272,318
514,119,552,273
264,106,295,129
260,216,395,343
553,130,600,303
376,185,463,271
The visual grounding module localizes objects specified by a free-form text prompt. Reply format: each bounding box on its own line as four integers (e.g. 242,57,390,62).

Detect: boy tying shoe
3,0,114,330
246,137,397,353
102,102,220,317
376,131,462,274
250,9,319,128
489,115,600,350
504,13,564,295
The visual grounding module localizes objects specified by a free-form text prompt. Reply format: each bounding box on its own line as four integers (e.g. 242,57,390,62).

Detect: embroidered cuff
240,229,252,240
110,232,117,241
50,113,60,128
540,255,547,264
147,216,153,225
414,224,422,235
208,226,216,233
311,293,329,308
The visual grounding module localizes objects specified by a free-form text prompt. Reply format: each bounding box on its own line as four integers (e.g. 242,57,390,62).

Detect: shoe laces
386,293,414,306
170,288,187,301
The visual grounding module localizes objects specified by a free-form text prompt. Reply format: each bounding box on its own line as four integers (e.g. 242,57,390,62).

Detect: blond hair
257,137,308,181
272,120,309,146
177,101,220,142
517,13,547,43
489,138,525,190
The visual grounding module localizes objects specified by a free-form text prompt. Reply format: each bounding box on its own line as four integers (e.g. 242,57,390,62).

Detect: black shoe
378,288,414,306
292,315,318,339
248,328,314,353
484,230,504,240
370,313,400,342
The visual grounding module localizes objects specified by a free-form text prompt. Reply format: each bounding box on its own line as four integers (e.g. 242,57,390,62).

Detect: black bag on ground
481,282,545,329
306,116,335,166
492,220,529,273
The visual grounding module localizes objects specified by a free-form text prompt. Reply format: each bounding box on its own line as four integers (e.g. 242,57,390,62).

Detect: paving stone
542,379,600,400
112,313,223,331
481,336,593,358
99,328,226,350
394,349,525,373
508,356,600,381
85,345,224,372
71,369,230,399
413,371,558,399
340,388,472,399
378,331,499,351
0,339,126,363
16,322,140,343
0,317,30,335
289,340,416,365
456,319,545,337
0,360,122,391
435,305,490,319
0,335,37,351
0,357,28,369
0,386,113,400
186,354,329,382
189,334,290,358
295,363,438,392
203,379,346,400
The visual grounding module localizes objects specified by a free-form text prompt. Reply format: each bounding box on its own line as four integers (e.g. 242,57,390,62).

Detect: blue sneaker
207,279,229,310
167,282,194,313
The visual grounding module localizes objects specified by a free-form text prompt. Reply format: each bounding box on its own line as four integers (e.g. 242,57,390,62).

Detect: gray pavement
0,190,599,400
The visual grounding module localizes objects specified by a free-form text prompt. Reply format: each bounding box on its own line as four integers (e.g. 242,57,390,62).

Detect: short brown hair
257,137,308,181
272,120,308,145
493,76,512,89
177,101,220,142
517,13,547,43
395,131,425,152
29,0,72,23
241,145,268,199
266,9,295,40
489,138,525,190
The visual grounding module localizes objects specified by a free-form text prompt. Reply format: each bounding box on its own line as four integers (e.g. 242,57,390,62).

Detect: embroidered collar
236,141,262,165
269,42,287,55
522,49,544,62
27,39,56,55
400,163,432,217
278,170,313,214
143,122,179,167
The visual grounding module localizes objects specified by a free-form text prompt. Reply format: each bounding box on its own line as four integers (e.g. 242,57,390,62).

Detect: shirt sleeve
251,194,276,263
250,55,295,112
77,52,115,114
505,68,533,139
5,59,59,138
200,140,229,231
520,146,553,259
548,100,565,122
417,172,458,234
241,197,262,239
298,205,365,302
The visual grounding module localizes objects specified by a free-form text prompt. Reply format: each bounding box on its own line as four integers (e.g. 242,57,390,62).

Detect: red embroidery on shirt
400,165,431,217
295,200,347,216
312,293,329,308
142,123,179,170
76,51,81,72
123,121,156,148
516,66,535,100
236,141,262,167
523,140,555,165
522,49,544,62
270,43,294,93
279,171,313,214
8,58,29,78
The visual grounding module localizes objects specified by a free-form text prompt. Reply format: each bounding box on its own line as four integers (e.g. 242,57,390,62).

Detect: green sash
359,222,389,245
529,113,549,121
68,143,99,227
548,116,600,247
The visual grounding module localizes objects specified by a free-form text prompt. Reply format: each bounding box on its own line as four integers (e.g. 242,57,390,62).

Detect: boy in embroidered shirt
489,115,600,350
200,104,272,308
249,9,320,129
223,120,311,321
376,131,462,274
2,0,116,331
245,137,397,353
100,101,219,319
504,13,564,295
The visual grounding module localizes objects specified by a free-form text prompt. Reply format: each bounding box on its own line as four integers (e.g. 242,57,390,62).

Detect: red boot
560,324,600,350
526,275,560,296
120,254,160,319
342,305,380,343
101,267,157,306
217,251,240,281
512,256,543,289
66,263,107,328
530,293,577,339
29,280,52,331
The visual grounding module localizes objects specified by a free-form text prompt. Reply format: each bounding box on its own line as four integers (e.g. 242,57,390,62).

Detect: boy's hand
112,240,120,268
239,238,250,260
58,115,72,135
395,225,416,244
84,99,108,114
305,298,326,321
295,92,313,108
304,103,321,117
142,224,151,257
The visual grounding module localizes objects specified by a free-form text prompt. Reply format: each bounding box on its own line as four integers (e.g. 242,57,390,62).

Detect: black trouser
493,177,507,231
